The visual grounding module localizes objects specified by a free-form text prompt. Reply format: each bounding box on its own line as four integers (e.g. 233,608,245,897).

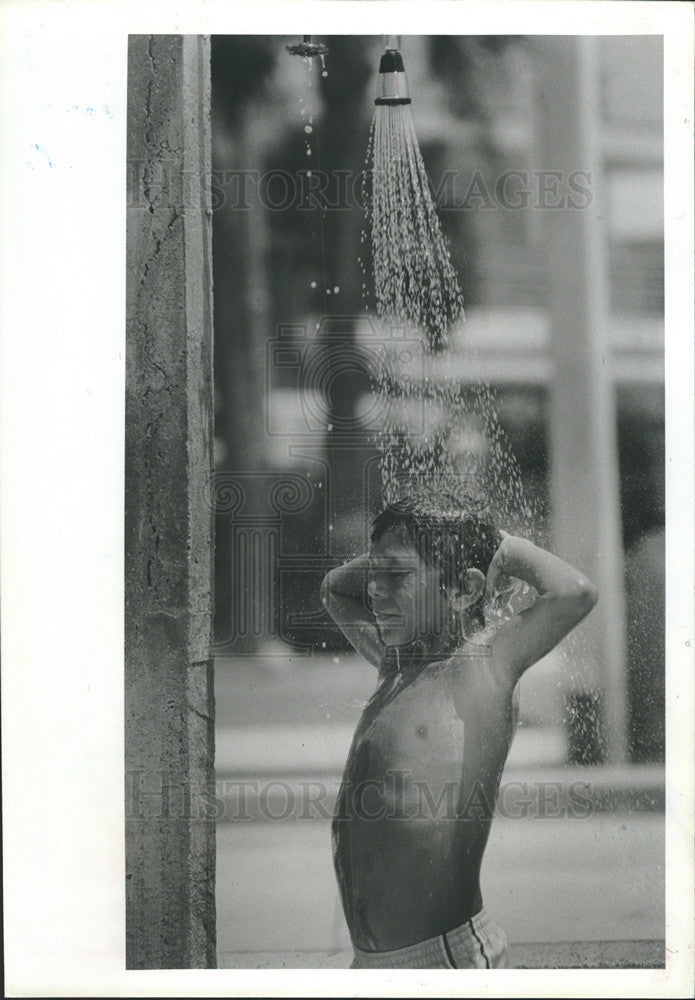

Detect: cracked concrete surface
125,35,215,970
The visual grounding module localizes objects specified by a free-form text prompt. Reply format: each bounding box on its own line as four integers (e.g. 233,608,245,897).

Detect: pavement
214,649,665,969
217,942,666,970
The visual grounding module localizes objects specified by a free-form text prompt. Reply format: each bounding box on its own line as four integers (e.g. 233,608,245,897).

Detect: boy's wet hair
371,487,502,599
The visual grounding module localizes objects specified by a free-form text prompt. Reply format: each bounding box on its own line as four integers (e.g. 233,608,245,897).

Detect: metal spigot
286,36,327,58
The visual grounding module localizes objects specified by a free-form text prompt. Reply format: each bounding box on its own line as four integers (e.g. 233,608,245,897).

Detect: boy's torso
332,644,517,951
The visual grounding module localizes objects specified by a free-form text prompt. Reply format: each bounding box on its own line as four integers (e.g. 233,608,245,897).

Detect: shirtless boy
320,492,598,969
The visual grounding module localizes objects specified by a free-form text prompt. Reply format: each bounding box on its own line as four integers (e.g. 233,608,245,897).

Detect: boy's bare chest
345,658,508,787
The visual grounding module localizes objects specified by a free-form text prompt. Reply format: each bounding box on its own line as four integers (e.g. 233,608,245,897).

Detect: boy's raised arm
487,533,599,685
321,555,385,669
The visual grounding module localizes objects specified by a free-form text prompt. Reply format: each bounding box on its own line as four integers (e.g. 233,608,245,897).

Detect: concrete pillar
538,36,628,763
125,36,216,967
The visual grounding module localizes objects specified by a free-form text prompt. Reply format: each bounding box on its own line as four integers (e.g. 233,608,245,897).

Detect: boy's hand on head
485,532,537,623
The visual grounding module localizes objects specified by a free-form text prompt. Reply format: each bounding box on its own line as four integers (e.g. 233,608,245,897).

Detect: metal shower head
375,41,411,106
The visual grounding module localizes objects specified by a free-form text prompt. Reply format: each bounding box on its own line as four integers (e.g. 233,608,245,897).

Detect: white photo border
1,1,692,996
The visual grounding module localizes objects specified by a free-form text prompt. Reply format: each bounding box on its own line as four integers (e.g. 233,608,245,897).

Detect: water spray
366,35,463,353
363,35,536,555
283,35,535,550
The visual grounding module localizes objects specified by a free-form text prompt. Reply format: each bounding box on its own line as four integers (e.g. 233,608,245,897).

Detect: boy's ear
446,568,486,611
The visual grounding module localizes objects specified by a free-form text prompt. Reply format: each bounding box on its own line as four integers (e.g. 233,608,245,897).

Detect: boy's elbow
320,571,334,608
555,576,598,619
575,578,599,615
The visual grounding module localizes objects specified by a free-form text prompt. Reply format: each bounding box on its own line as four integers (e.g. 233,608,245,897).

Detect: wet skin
332,528,517,950
332,644,518,951
324,525,598,952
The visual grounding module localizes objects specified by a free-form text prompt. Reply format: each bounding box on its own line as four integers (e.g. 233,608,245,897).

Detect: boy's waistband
352,907,507,969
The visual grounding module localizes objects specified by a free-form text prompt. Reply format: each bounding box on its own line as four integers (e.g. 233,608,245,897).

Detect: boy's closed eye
369,568,416,582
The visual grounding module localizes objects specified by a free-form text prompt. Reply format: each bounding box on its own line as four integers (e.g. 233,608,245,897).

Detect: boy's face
367,525,445,647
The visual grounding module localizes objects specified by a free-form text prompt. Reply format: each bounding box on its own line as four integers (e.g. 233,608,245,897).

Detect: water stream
363,102,538,539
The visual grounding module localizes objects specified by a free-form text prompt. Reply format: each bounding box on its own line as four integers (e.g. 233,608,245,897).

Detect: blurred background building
209,34,664,966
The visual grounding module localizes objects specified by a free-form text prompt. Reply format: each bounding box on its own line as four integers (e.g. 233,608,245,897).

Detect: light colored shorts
350,907,508,969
